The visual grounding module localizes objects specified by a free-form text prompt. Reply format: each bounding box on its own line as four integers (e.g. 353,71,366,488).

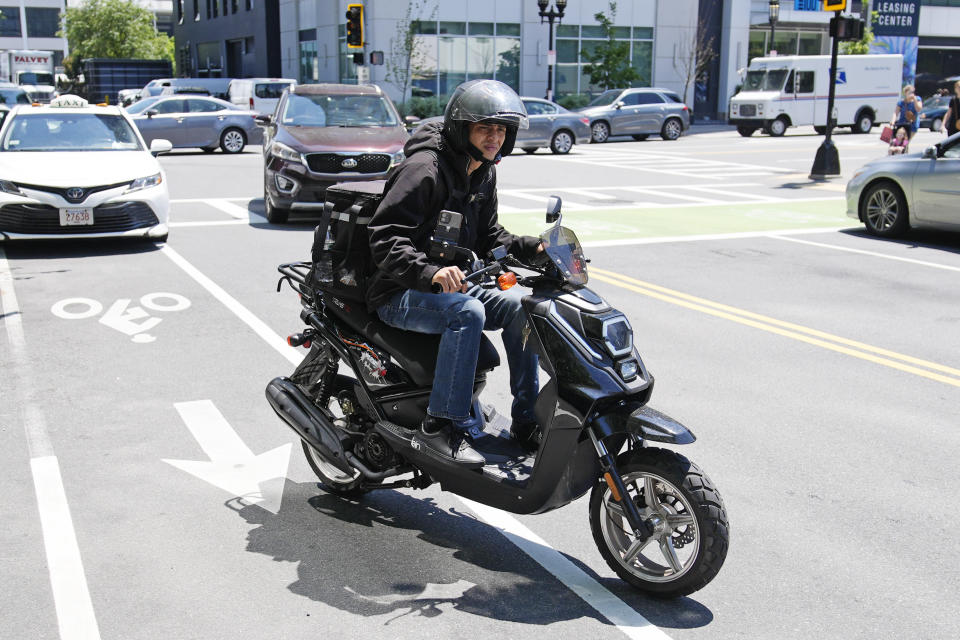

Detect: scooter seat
323,295,501,387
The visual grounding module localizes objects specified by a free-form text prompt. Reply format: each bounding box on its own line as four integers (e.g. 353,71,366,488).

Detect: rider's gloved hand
432,266,469,293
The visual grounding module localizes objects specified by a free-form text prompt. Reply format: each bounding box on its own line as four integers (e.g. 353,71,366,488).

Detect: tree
61,0,174,77
384,0,438,112
673,17,718,106
581,2,639,91
840,1,876,55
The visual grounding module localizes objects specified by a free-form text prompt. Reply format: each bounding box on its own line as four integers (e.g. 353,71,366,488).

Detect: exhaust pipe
265,377,355,476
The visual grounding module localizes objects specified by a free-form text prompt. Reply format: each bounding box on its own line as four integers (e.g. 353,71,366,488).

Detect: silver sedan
516,97,592,155
126,95,263,154
846,132,960,237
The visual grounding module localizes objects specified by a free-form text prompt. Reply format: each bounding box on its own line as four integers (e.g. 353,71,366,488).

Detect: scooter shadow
228,480,713,629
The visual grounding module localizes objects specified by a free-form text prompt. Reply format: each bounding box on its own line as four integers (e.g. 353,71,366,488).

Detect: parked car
516,97,591,154
257,83,408,224
577,87,691,142
140,77,233,100
919,95,951,132
846,131,960,237
0,83,33,108
117,88,141,107
126,95,262,153
0,103,9,130
228,78,296,115
0,94,172,242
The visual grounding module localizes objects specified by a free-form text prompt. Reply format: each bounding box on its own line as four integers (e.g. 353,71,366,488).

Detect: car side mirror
145,109,157,118
404,115,421,125
254,113,272,126
922,145,938,159
614,101,624,110
150,138,173,156
545,195,562,224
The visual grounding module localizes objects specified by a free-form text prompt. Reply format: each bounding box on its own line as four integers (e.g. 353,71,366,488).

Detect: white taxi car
0,95,173,242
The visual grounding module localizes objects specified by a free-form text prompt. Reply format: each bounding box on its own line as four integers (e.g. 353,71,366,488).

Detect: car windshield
743,69,789,92
280,93,398,127
1,113,143,151
586,90,622,108
923,95,949,110
0,88,31,105
540,225,588,286
19,72,54,86
126,97,162,114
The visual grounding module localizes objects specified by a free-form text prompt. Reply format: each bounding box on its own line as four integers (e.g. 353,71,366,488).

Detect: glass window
256,82,292,99
798,32,822,56
26,7,59,37
187,99,222,112
495,39,520,92
0,7,20,37
620,93,641,106
524,100,556,115
772,32,798,56
413,20,437,34
557,25,578,38
339,39,357,84
469,22,493,35
796,71,815,93
231,0,237,13
126,97,162,114
299,40,318,83
154,99,186,114
193,0,199,21
748,31,766,62
467,36,495,79
581,25,606,39
439,22,465,35
635,92,663,105
633,27,653,39
438,35,466,95
612,26,630,40
557,39,579,64
631,40,653,87
211,0,217,18
2,113,142,151
496,23,520,37
280,93,398,127
663,92,683,103
0,88,31,105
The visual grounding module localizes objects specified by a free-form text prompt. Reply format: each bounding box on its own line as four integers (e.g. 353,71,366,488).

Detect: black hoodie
365,121,540,311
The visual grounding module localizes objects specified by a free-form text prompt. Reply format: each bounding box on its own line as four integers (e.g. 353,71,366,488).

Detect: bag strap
312,201,335,262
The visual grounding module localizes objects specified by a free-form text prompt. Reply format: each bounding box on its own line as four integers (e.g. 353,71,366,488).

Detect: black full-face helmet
443,79,529,161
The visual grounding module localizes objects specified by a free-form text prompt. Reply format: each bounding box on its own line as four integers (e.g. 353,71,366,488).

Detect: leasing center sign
873,1,920,37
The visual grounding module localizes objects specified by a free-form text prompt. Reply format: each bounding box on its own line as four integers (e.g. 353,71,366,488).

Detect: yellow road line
589,268,960,388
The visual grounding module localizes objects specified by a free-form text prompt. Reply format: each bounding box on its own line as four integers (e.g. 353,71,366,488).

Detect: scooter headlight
616,358,639,381
601,316,633,358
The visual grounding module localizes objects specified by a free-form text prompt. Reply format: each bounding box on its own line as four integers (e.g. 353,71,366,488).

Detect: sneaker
416,416,486,468
509,419,541,453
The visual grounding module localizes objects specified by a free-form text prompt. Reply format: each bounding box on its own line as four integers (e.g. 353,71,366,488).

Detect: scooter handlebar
430,261,504,294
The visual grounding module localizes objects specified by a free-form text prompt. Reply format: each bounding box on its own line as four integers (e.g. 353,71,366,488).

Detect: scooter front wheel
589,447,728,598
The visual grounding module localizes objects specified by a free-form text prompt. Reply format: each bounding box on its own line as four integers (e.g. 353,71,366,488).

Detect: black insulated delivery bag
309,180,386,304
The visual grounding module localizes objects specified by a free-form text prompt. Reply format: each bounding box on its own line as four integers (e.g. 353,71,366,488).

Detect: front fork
587,428,654,542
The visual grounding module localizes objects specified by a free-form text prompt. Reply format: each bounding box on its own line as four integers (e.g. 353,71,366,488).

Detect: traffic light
830,16,864,41
346,4,363,49
822,0,846,10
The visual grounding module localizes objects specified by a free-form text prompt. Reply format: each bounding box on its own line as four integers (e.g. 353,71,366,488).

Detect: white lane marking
619,186,720,204
160,245,303,366
561,187,618,200
463,499,674,640
164,400,291,514
499,190,588,210
170,196,259,204
204,198,253,219
0,248,102,640
682,185,781,202
769,234,960,272
581,226,850,247
498,182,761,193
169,219,249,228
159,246,671,639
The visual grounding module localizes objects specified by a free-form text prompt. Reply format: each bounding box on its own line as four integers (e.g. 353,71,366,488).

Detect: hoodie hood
403,121,471,173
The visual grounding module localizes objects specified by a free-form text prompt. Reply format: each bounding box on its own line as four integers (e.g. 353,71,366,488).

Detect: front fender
590,403,696,445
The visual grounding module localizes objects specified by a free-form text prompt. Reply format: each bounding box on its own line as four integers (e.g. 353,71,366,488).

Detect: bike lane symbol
50,293,191,343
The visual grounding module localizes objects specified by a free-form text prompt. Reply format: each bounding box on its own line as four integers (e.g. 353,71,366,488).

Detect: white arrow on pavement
163,400,292,514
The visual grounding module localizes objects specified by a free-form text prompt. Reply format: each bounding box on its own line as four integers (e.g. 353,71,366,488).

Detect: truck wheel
852,112,874,134
736,126,756,137
766,117,788,137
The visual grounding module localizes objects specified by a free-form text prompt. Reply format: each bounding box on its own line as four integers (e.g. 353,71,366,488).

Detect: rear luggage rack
277,261,316,304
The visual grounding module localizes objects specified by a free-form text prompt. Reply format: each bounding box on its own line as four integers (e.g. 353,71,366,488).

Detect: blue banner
794,0,820,10
873,0,921,38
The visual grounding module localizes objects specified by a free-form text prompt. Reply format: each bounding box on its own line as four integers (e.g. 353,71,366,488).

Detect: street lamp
768,0,780,56
537,0,567,102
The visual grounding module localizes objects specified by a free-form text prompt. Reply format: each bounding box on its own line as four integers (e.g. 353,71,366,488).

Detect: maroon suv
258,83,409,223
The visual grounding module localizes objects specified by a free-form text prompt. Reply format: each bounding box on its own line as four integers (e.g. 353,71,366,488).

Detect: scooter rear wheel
589,447,728,598
302,440,366,497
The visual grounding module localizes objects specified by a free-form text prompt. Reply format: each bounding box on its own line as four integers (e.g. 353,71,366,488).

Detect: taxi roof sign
823,0,846,10
49,95,89,108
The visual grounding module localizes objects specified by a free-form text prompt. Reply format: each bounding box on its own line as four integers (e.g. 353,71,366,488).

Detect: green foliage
840,2,877,55
558,94,590,110
61,0,174,76
580,2,639,91
404,95,448,119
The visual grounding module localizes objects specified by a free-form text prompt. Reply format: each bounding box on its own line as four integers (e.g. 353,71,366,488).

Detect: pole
809,10,842,180
546,17,555,102
769,22,776,56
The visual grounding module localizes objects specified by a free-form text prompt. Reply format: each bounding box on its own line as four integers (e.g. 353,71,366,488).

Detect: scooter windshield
540,225,588,286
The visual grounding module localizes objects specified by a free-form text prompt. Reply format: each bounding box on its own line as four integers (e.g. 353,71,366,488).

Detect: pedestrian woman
940,80,960,137
889,84,922,149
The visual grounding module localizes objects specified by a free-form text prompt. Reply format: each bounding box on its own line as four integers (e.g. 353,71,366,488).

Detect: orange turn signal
497,272,517,290
603,472,622,502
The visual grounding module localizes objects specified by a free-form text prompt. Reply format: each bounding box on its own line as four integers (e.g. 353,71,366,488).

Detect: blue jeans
377,285,538,425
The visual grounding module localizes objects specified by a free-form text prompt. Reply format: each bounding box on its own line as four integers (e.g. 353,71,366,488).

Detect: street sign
357,65,370,84
547,50,556,66
794,0,819,10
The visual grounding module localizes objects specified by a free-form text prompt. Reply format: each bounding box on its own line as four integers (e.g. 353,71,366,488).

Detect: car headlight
271,141,304,164
0,179,23,196
126,173,163,193
390,150,405,167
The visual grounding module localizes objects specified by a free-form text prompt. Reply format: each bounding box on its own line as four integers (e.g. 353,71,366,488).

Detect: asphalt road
3,125,959,639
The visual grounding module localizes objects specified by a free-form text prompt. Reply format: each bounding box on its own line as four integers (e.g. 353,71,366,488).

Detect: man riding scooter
367,80,544,467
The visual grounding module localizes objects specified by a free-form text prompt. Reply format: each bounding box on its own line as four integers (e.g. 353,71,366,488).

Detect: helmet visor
447,81,529,130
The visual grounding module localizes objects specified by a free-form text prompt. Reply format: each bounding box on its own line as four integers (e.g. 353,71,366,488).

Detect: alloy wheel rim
305,445,361,485
593,123,609,142
599,470,700,583
224,130,244,152
866,189,899,230
555,132,572,153
666,120,681,139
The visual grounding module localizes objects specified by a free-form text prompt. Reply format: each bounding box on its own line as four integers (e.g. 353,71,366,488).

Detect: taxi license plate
59,208,94,226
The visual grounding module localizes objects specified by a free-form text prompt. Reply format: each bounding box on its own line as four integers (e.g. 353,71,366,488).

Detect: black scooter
266,197,729,598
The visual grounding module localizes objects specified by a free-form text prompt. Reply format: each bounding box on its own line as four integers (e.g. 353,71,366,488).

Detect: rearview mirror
149,138,173,156
545,195,562,224
922,145,938,159
254,113,272,126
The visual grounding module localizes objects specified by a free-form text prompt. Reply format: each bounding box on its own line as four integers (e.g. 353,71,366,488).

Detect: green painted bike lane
500,197,853,242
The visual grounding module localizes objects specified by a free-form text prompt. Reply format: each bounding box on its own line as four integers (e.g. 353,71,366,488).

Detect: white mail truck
728,54,903,137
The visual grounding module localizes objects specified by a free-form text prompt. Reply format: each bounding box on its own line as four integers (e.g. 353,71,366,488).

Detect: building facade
173,0,280,78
